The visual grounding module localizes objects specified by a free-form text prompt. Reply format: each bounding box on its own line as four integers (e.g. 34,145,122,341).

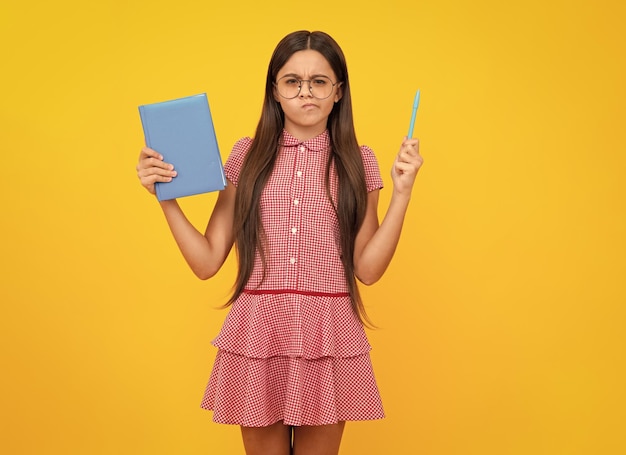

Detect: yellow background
1,0,625,453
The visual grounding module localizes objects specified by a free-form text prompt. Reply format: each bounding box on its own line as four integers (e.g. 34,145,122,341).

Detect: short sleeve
224,137,253,187
360,145,384,192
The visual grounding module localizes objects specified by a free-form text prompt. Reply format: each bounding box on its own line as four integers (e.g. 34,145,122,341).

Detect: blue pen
407,89,421,138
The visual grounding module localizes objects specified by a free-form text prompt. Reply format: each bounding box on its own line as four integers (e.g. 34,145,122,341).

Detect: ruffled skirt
200,349,384,427
200,292,384,426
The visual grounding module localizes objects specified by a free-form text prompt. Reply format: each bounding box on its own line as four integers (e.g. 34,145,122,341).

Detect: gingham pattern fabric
204,350,384,427
201,129,385,426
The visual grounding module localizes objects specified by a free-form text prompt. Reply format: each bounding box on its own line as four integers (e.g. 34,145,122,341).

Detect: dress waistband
243,289,350,298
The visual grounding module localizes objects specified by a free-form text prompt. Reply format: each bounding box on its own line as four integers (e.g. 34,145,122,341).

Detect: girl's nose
299,80,313,98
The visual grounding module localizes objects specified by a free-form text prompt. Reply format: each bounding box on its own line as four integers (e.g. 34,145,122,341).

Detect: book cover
138,93,226,201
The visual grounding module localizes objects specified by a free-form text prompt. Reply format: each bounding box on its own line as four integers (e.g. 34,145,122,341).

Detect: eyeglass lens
276,76,335,99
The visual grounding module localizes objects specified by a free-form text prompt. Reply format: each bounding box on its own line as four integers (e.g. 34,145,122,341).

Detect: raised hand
391,137,423,195
136,147,177,195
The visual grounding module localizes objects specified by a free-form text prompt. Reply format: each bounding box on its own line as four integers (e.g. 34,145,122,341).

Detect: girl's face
273,49,342,140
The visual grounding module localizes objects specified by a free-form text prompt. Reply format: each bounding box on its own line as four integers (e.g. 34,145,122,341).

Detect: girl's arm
353,138,423,285
137,146,235,280
159,183,235,279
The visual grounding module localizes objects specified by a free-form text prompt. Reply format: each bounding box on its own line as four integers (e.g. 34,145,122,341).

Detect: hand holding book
136,146,178,196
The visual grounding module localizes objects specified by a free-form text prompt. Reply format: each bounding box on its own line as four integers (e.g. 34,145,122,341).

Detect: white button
290,258,296,264
296,171,302,177
299,146,306,152
293,199,299,205
291,227,297,234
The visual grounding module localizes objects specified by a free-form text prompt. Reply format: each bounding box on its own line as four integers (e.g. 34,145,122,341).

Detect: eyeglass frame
273,75,342,100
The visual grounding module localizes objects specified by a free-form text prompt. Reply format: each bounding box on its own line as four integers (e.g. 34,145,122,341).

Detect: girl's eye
285,78,299,85
313,79,328,86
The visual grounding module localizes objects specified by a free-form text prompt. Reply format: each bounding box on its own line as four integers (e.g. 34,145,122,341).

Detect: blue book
138,93,226,201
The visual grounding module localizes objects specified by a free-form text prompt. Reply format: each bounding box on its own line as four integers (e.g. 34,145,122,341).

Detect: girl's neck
283,123,327,142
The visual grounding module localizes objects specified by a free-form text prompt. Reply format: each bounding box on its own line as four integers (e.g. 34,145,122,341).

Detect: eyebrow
280,72,331,79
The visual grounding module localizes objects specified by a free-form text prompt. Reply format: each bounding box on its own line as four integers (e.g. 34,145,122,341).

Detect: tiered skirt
200,291,384,427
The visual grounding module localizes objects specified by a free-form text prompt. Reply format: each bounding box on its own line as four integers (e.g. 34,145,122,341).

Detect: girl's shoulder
232,136,254,154
227,137,254,163
224,137,254,186
359,144,380,167
358,144,384,191
359,143,376,158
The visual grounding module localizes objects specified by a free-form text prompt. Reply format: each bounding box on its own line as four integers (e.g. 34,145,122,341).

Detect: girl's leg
240,421,292,455
292,421,345,455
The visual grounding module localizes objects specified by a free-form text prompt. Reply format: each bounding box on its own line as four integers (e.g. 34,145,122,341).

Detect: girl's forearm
356,191,411,285
159,199,221,279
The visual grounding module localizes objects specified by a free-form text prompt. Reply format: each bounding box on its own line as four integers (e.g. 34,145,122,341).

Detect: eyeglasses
274,75,339,100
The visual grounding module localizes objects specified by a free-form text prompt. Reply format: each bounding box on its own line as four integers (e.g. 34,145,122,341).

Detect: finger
402,139,419,156
138,166,177,180
137,157,175,175
140,173,175,186
396,151,423,168
394,161,420,176
144,156,175,171
402,153,424,170
401,137,419,148
139,146,163,161
397,147,418,164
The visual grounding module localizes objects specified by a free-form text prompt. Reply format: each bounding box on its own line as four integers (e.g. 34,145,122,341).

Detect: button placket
285,144,307,290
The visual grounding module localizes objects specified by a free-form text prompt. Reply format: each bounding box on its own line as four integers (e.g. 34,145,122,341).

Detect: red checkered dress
201,130,385,427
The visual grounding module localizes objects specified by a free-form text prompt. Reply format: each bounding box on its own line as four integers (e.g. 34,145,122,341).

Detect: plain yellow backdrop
1,0,625,454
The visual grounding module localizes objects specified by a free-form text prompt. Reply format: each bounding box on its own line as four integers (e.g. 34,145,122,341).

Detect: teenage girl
136,30,423,455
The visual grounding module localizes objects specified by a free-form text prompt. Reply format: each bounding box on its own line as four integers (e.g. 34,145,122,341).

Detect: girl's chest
260,149,338,214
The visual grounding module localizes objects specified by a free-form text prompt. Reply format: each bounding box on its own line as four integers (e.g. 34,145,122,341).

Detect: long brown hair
229,30,371,325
